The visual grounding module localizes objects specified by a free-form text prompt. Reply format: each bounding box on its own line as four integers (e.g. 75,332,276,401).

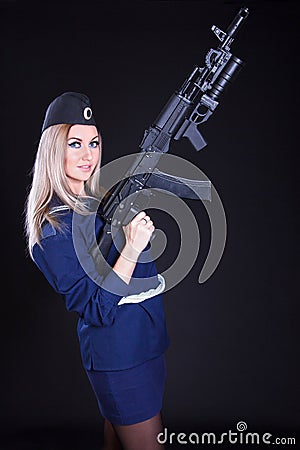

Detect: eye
89,141,99,148
68,141,81,149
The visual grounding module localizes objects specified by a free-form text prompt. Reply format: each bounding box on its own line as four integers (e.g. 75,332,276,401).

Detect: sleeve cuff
118,274,165,305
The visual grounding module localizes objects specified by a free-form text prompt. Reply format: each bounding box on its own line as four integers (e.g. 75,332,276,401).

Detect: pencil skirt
85,353,167,425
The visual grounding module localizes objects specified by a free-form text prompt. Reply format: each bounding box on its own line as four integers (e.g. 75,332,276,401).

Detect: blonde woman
25,92,169,450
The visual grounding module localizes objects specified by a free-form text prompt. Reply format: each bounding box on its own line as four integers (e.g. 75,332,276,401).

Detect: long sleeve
30,206,170,371
32,230,132,327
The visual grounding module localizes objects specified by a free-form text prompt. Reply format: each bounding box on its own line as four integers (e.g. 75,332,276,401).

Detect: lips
78,165,92,171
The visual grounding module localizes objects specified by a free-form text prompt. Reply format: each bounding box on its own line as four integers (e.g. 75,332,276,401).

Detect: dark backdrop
1,1,299,449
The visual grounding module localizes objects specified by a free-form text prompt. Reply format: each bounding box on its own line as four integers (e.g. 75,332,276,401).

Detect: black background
1,0,299,449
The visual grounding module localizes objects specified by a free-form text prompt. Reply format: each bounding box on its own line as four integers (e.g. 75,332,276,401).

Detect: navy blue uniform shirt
32,201,170,371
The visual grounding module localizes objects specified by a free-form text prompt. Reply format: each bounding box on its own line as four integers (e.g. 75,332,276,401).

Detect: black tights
102,412,165,450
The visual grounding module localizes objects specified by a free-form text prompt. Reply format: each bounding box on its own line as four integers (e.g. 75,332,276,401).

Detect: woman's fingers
131,211,147,224
145,219,154,228
139,217,154,232
130,211,155,228
122,211,155,255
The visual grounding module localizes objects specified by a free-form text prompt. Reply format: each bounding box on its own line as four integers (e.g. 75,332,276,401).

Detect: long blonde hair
24,124,102,258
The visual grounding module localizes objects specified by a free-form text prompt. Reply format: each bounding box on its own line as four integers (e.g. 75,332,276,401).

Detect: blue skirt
85,354,167,425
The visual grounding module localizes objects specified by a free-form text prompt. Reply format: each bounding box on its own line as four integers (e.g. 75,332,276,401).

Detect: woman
24,92,170,450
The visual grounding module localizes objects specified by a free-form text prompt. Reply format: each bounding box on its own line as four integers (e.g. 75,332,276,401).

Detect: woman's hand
122,211,155,261
113,211,154,284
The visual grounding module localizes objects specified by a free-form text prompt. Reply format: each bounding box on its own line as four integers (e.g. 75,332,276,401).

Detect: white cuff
118,274,165,305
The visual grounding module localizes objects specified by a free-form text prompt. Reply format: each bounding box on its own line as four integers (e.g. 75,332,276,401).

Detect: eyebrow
67,135,99,142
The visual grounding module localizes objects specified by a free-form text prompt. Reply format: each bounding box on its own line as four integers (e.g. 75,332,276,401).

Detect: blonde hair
24,123,102,258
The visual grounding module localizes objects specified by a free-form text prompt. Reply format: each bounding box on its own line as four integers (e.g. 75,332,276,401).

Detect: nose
82,144,93,160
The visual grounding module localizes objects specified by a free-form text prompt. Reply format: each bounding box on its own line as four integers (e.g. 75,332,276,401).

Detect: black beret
41,91,97,133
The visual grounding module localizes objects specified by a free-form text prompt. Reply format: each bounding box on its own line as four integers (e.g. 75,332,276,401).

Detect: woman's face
64,124,100,194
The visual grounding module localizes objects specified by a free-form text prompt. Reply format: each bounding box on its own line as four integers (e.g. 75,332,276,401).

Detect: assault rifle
97,6,250,259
